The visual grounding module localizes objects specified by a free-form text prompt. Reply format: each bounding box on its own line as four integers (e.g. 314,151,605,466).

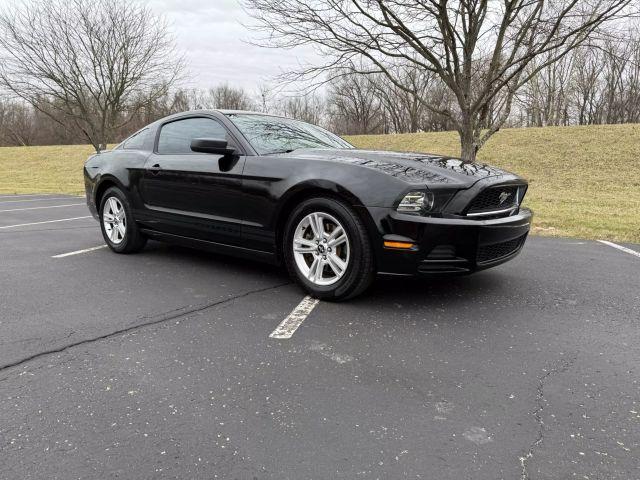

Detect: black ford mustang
84,110,532,300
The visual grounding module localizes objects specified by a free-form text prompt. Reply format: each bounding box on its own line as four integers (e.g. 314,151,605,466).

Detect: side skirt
139,228,280,265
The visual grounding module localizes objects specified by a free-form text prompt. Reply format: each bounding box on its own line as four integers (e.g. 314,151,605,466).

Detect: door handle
149,163,162,175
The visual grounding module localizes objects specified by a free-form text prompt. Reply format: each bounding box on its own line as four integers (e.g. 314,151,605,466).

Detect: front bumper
364,207,532,276
85,190,99,220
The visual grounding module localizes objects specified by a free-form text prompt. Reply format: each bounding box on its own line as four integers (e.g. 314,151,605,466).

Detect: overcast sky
144,0,318,93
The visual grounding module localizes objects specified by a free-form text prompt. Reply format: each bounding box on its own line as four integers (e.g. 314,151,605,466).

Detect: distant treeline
1,0,638,161
1,34,640,148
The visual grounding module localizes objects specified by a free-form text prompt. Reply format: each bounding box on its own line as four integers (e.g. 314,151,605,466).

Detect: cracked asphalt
1,194,639,480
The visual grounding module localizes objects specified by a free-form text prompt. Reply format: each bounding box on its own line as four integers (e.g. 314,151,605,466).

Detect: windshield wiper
265,149,296,155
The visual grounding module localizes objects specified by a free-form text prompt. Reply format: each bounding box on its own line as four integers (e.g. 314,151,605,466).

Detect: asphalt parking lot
1,194,639,480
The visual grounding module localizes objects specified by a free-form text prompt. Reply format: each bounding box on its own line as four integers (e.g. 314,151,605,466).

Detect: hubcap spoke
294,238,317,253
308,256,320,280
327,253,346,275
328,233,347,248
314,258,325,282
327,226,343,241
315,214,327,239
308,213,321,239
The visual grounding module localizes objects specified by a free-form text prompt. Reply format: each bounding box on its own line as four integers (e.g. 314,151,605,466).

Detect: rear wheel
99,187,147,254
283,197,374,301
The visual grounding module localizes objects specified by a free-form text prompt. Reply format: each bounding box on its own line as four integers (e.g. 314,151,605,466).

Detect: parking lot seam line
0,216,92,229
0,281,291,377
0,203,84,213
0,226,96,235
518,356,576,480
269,295,320,339
52,245,107,258
0,194,56,199
0,197,81,204
598,240,640,259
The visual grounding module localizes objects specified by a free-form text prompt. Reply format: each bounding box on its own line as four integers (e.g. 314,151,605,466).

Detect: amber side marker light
384,241,415,250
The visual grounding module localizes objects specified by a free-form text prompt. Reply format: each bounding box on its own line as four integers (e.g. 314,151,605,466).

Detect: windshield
226,113,353,155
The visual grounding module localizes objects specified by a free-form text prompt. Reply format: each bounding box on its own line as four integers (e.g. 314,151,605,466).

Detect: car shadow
140,240,289,280
140,241,518,307
360,270,518,306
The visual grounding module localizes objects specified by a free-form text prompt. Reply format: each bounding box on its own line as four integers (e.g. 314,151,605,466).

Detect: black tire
283,197,375,301
99,186,147,254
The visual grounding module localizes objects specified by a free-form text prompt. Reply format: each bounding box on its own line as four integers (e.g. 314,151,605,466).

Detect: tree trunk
458,119,478,162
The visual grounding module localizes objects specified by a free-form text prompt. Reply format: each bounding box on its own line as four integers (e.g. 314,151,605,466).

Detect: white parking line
0,203,84,213
52,245,107,258
269,295,320,339
0,197,81,204
0,216,92,229
598,240,640,259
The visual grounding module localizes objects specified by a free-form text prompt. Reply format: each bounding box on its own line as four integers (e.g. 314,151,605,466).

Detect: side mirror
190,138,236,156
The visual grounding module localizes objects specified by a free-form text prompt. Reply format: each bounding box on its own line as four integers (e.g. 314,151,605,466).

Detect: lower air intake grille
426,245,456,260
477,234,527,264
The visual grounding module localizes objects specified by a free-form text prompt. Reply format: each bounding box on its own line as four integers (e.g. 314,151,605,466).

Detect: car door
139,115,246,246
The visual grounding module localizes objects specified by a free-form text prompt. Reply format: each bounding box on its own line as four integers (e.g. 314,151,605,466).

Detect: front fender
241,155,411,253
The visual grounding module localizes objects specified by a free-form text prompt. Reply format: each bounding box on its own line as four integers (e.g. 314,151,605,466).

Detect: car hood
284,148,512,187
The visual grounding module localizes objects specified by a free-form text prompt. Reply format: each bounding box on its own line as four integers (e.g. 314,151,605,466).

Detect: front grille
467,186,519,216
477,234,527,264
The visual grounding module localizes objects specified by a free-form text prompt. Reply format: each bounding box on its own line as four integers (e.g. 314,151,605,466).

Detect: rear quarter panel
84,149,151,216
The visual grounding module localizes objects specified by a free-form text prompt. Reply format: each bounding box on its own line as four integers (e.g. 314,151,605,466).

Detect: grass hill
0,144,97,197
346,124,640,243
0,124,638,242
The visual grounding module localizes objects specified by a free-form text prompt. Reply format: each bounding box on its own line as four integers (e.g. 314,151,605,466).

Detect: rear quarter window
122,128,151,150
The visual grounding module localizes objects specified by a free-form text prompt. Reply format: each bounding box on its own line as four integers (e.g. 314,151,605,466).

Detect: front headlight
397,191,434,214
396,190,454,215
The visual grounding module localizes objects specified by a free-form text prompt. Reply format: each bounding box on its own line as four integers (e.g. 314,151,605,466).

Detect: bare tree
328,73,384,134
0,97,35,146
183,85,255,111
244,0,636,161
0,0,184,151
208,84,256,110
257,83,275,113
520,52,574,127
624,34,640,123
280,94,326,124
367,67,455,133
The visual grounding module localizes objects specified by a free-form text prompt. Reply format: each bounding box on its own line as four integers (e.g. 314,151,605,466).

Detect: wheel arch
274,182,376,261
94,176,127,210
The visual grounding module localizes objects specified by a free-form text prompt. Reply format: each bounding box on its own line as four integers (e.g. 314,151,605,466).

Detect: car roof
218,109,269,115
189,109,289,119
144,109,290,130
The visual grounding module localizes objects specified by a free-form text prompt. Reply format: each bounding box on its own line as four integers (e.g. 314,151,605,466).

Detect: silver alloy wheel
102,197,126,245
293,212,350,286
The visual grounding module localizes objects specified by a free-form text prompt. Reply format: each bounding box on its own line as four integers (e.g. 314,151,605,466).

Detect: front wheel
283,197,374,301
99,187,147,254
